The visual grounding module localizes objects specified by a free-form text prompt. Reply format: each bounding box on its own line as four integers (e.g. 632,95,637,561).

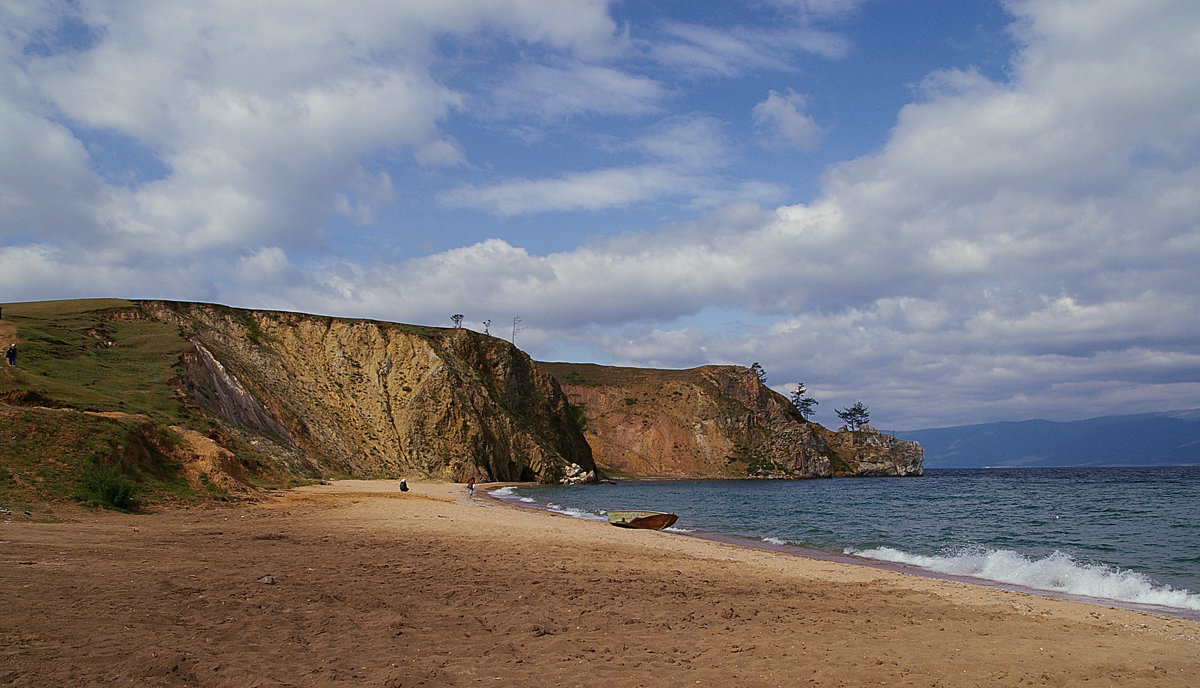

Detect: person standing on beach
467,478,475,497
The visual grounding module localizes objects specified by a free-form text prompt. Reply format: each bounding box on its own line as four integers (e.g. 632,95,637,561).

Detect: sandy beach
3,481,1198,687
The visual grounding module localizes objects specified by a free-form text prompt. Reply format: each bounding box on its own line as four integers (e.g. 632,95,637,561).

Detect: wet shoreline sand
3,480,1198,686
489,481,1200,622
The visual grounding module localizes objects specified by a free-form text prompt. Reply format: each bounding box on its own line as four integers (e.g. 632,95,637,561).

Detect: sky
2,0,1198,431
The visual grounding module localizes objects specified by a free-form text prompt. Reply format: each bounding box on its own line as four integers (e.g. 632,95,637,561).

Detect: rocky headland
538,362,923,479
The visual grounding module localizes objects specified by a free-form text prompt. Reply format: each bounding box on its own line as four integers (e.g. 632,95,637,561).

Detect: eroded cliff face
142,301,594,484
132,301,914,484
538,362,922,479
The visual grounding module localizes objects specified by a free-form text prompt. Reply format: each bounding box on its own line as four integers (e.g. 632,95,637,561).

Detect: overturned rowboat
606,510,678,530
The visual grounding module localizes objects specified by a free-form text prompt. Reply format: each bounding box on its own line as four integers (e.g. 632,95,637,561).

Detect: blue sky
3,0,1199,430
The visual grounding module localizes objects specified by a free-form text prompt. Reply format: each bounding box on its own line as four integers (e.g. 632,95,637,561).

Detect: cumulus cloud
753,90,823,150
4,0,1199,429
426,0,1200,426
1,0,620,263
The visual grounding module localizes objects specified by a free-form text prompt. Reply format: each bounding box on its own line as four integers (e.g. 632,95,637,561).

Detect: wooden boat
606,510,678,530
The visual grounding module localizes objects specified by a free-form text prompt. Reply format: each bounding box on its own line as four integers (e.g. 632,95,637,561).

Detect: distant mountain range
892,409,1200,468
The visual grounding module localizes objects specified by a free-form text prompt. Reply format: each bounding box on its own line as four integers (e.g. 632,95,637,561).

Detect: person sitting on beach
399,478,409,492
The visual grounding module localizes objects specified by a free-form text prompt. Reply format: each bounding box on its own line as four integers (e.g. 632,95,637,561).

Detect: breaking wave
545,502,606,521
489,486,537,503
849,545,1200,611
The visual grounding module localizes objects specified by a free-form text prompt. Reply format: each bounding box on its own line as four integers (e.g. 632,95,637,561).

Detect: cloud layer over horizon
3,0,1198,429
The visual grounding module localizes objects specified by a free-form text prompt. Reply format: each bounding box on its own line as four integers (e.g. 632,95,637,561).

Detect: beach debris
257,575,276,585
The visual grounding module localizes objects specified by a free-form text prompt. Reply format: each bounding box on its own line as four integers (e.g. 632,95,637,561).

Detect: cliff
538,362,923,479
2,299,919,511
142,301,595,485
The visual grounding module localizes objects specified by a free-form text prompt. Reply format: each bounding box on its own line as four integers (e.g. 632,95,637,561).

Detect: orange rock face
539,362,923,479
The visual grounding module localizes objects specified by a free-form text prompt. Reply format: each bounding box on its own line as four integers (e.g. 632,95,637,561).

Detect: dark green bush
75,464,138,512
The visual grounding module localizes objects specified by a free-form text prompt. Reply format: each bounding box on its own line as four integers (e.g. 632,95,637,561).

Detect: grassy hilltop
0,300,293,515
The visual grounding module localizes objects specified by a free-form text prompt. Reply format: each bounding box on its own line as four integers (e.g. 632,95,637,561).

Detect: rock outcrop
822,425,925,477
538,362,923,479
142,301,595,484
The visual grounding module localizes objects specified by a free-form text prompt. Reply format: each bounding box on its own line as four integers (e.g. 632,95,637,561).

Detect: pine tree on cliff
836,402,870,431
751,362,768,385
790,383,818,420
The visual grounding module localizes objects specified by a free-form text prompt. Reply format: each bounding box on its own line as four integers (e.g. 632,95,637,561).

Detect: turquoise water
499,467,1200,614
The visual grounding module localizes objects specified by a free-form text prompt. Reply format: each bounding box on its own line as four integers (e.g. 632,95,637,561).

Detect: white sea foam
849,545,1200,611
762,536,787,546
545,502,606,522
487,486,536,504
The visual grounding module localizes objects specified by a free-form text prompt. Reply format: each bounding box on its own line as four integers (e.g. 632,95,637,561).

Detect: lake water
497,466,1200,616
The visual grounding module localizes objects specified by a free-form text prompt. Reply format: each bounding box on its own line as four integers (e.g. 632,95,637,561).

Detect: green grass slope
0,299,283,515
1,299,191,416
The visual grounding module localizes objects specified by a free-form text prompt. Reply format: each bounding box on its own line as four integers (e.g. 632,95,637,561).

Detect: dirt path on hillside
0,318,15,346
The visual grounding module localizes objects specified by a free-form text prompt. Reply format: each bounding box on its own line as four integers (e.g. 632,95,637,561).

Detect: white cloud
753,90,822,150
335,171,400,226
0,99,105,238
234,247,303,290
653,22,850,76
440,165,701,214
654,24,789,76
488,62,664,121
598,327,710,367
441,115,735,214
2,0,620,261
423,0,1200,426
764,0,867,19
4,0,1200,430
633,115,729,167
